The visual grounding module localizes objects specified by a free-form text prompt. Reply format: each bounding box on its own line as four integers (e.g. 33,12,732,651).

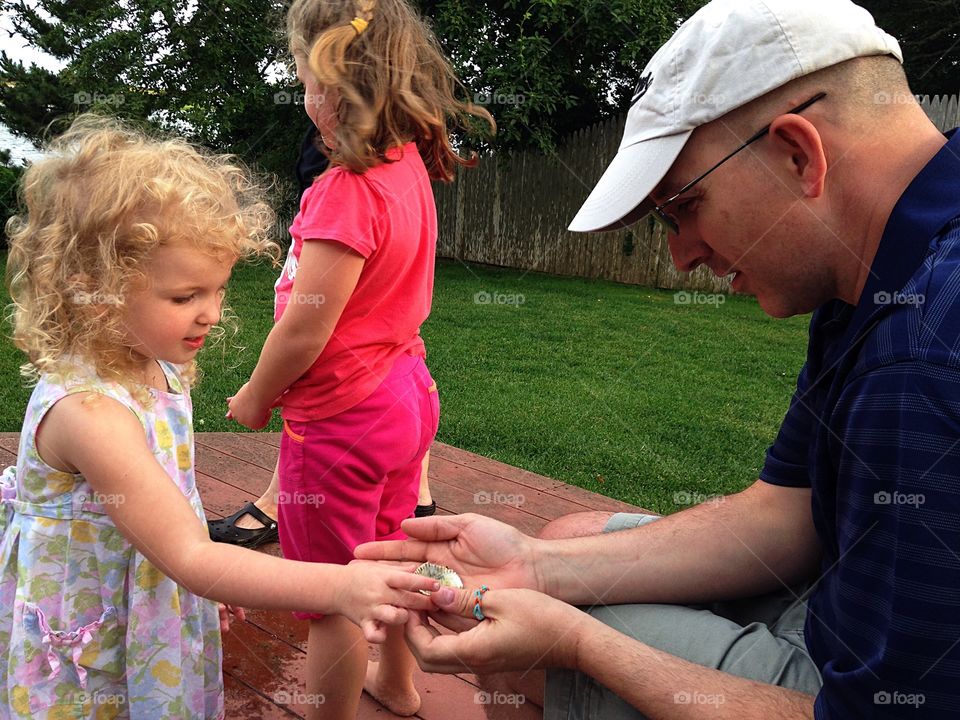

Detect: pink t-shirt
274,142,437,421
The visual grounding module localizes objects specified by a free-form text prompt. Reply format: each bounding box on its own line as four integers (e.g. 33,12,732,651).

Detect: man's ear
768,114,827,199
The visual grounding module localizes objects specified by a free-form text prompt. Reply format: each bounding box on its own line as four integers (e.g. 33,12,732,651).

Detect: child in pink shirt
226,0,495,716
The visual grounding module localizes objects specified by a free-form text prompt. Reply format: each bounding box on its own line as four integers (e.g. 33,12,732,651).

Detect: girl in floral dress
0,115,439,719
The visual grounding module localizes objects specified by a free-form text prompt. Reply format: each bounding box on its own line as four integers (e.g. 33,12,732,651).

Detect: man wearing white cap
357,0,960,717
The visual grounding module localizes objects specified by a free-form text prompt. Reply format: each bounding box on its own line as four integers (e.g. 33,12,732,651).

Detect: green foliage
416,0,708,154
859,1,959,97
0,162,24,246
1,0,306,210
1,0,707,169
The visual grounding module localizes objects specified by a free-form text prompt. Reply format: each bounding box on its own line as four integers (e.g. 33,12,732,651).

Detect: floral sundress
0,360,223,718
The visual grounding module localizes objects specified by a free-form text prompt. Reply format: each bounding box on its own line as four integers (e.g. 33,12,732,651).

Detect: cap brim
568,130,692,233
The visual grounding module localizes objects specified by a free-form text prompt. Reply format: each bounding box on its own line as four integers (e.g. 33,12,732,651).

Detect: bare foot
364,661,421,717
234,499,278,530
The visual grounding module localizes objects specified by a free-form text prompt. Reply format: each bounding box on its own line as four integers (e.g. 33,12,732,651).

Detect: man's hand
355,513,544,592
406,586,589,674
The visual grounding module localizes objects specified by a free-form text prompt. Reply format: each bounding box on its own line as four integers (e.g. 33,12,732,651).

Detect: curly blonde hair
5,114,280,396
287,0,496,180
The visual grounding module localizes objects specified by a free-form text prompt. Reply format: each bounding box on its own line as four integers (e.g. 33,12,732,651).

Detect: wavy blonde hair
5,114,280,397
287,0,496,180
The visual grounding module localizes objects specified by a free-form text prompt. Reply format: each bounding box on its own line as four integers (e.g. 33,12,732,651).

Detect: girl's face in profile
294,53,340,148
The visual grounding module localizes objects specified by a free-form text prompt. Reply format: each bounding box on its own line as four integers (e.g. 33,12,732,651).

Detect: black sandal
208,502,279,548
414,500,437,518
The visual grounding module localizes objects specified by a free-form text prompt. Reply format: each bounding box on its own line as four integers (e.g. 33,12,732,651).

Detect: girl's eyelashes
171,295,195,304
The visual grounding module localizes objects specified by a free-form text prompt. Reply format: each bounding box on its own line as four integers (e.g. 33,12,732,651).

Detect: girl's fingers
374,604,407,626
361,618,387,644
388,589,436,612
390,571,441,594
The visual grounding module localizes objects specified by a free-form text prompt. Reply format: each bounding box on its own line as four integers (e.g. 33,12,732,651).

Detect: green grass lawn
0,257,810,513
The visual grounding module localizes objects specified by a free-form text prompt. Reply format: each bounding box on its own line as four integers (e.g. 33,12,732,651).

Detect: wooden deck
0,432,645,719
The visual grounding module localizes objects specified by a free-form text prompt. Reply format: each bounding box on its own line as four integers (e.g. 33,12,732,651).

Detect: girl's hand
335,560,441,643
226,382,273,430
406,587,590,675
218,603,247,633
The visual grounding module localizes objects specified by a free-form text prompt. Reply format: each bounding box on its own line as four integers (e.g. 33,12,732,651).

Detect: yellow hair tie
350,17,369,35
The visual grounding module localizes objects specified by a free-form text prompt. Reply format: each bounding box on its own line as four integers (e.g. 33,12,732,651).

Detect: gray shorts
544,513,822,720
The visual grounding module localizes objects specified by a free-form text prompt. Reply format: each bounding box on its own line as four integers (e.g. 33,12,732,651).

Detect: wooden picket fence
433,94,960,292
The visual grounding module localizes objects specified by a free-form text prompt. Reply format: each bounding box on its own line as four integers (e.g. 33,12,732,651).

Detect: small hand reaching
218,603,246,633
336,560,440,643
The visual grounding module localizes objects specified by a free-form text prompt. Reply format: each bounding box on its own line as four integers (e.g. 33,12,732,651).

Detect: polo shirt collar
824,129,960,368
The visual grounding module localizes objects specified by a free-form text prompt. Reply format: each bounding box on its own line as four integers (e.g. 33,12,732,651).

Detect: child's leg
235,457,280,530
416,450,433,506
364,623,421,716
305,615,367,720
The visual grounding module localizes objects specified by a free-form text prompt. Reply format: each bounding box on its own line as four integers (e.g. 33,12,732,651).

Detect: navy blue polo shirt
761,130,960,718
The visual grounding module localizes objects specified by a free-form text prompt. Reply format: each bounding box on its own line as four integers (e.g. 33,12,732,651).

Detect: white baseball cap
568,0,902,233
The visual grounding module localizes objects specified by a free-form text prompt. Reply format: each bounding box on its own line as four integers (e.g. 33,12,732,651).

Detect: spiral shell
414,562,464,595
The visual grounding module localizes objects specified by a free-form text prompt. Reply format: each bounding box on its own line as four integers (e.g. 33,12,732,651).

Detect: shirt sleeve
759,360,816,488
297,168,383,258
813,360,960,718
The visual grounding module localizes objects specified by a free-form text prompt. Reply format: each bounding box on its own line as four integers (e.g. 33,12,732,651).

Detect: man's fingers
400,513,477,542
427,609,479,633
432,586,477,619
355,538,432,561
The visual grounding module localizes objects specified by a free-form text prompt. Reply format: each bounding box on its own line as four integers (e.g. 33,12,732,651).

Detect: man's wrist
529,537,555,595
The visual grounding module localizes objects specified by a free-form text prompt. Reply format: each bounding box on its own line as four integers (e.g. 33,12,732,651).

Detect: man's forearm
576,618,815,720
538,480,821,605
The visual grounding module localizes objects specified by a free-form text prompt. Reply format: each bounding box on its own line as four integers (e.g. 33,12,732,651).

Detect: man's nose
668,228,709,273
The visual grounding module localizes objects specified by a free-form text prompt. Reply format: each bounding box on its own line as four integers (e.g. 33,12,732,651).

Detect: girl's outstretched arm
37,391,438,641
227,240,364,428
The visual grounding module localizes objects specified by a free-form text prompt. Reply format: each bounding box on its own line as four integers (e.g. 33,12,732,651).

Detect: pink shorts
277,353,439,620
